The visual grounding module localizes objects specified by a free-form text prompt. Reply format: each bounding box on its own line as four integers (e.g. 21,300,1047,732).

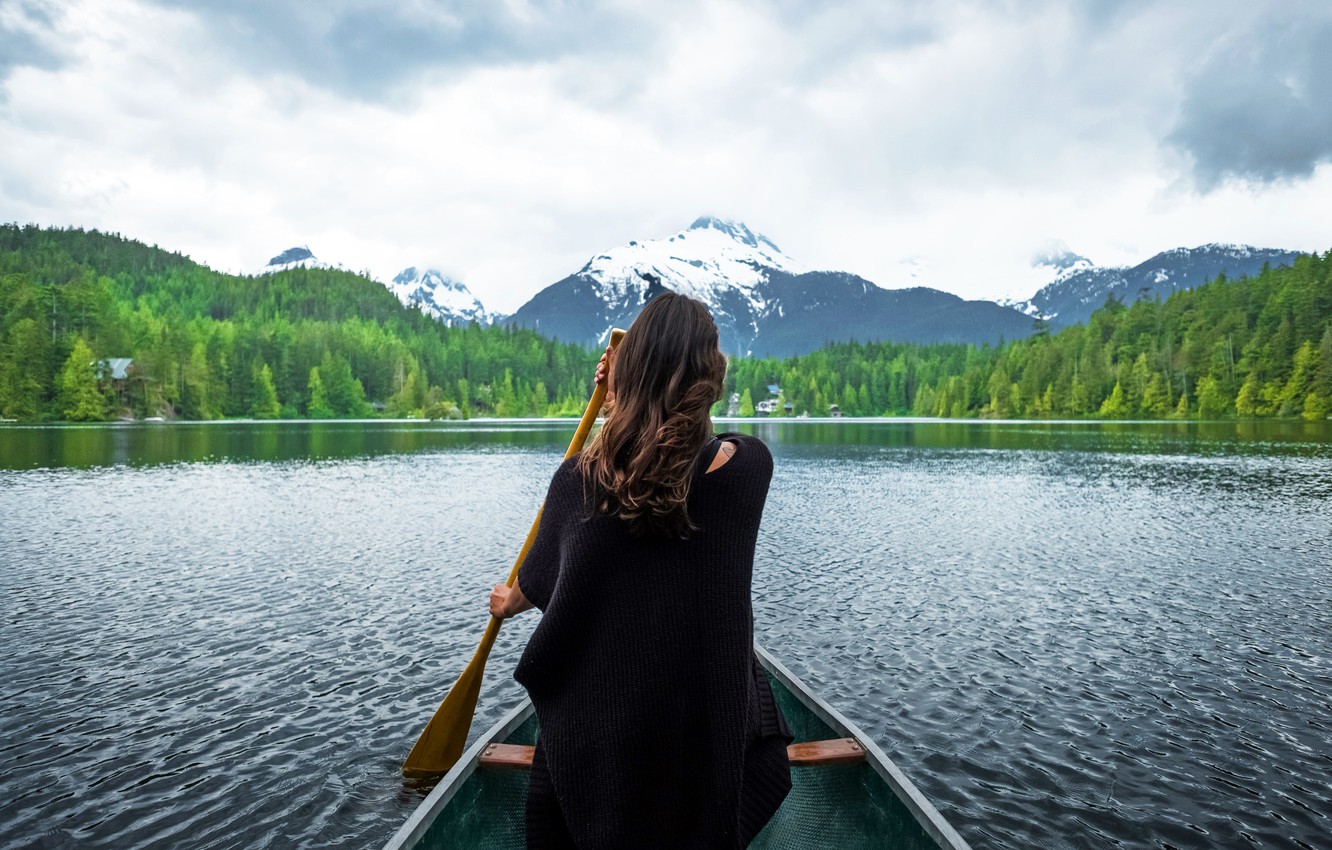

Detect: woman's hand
489,583,513,619
594,343,612,386
489,581,534,619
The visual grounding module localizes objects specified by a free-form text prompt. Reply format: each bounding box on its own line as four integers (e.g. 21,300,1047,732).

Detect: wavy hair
577,292,728,539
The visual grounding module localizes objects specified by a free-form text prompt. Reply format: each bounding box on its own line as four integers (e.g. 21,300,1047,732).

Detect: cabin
755,399,778,417
95,358,135,406
829,403,843,418
96,358,133,382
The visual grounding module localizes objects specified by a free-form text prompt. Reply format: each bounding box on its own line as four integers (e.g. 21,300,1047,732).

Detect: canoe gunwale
381,699,535,850
382,645,973,850
754,644,973,850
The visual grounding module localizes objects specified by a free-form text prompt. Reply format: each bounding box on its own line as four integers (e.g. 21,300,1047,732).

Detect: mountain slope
753,272,1033,356
387,267,490,326
510,216,805,352
508,217,1035,356
1014,244,1302,326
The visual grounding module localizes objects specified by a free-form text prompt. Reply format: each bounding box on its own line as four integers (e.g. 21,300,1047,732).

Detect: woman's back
514,433,788,849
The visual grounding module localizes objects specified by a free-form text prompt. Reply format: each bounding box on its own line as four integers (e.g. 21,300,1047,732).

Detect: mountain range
1004,242,1303,327
260,221,1304,356
504,217,1039,357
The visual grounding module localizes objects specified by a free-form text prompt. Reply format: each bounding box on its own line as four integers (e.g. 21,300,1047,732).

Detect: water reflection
0,421,578,470
3,418,1330,470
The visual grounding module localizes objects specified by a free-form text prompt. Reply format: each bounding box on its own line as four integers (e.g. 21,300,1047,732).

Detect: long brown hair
577,292,728,538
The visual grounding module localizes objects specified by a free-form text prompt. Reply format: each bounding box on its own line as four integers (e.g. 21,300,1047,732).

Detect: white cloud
1,0,1329,315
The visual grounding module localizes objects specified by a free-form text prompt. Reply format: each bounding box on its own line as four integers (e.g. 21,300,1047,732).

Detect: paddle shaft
402,329,622,776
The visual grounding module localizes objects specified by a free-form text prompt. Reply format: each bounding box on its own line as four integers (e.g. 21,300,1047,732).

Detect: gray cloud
1169,12,1332,189
146,0,652,101
5,0,1330,308
0,0,68,84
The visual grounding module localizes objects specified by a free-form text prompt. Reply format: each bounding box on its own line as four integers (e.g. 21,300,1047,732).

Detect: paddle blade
401,648,487,777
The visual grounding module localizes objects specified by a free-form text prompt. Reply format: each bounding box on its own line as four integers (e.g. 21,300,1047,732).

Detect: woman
488,292,792,849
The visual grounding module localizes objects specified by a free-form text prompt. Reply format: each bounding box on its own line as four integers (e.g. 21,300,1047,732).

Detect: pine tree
1196,375,1229,418
1169,385,1190,419
1278,341,1318,416
251,361,280,419
1127,353,1153,413
347,377,372,417
456,378,471,419
1034,384,1055,417
494,368,518,417
912,384,935,417
1,318,45,420
841,382,857,416
1235,371,1261,416
1098,381,1127,418
307,367,333,418
1302,392,1328,422
387,364,425,417
318,353,360,416
1069,374,1089,416
533,381,548,415
1140,373,1170,418
739,388,754,417
1316,326,1332,400
57,337,109,421
183,342,214,419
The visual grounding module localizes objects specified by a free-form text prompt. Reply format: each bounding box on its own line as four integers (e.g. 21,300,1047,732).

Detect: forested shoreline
1,224,1329,423
0,225,599,421
727,250,1332,421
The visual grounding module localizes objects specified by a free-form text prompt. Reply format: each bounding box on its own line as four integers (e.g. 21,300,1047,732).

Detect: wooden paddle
402,328,625,778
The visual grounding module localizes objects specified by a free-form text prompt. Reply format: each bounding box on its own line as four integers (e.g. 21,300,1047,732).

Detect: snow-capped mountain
511,216,807,352
1031,240,1094,276
261,246,337,274
1009,244,1301,327
258,247,492,326
508,216,1034,356
387,267,490,326
999,240,1096,316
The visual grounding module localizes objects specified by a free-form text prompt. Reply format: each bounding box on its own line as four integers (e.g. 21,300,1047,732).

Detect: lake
1,419,1330,849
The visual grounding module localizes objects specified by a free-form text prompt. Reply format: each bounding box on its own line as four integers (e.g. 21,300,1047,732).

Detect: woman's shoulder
710,432,773,475
714,431,770,453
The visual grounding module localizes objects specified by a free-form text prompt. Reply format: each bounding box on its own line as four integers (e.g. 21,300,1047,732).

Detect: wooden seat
480,738,866,770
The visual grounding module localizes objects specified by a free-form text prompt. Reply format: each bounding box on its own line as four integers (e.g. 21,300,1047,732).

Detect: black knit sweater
514,432,792,849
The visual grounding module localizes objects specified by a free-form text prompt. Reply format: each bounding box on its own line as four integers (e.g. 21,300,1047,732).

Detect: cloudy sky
3,0,1331,312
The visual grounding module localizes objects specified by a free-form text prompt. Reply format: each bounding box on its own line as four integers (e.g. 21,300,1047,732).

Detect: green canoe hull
385,645,971,850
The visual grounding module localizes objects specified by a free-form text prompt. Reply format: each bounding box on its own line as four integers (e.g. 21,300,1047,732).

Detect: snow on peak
262,245,336,273
1030,239,1093,274
578,218,805,319
388,267,489,326
687,216,784,253
1158,243,1256,259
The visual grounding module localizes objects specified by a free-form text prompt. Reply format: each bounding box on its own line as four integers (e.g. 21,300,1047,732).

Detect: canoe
384,644,972,850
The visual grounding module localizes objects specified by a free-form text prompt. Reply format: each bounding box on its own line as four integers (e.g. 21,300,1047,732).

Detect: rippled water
2,420,1330,849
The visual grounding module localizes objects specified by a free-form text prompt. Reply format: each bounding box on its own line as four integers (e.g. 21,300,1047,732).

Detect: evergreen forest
724,251,1332,422
1,224,1329,423
0,224,599,421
